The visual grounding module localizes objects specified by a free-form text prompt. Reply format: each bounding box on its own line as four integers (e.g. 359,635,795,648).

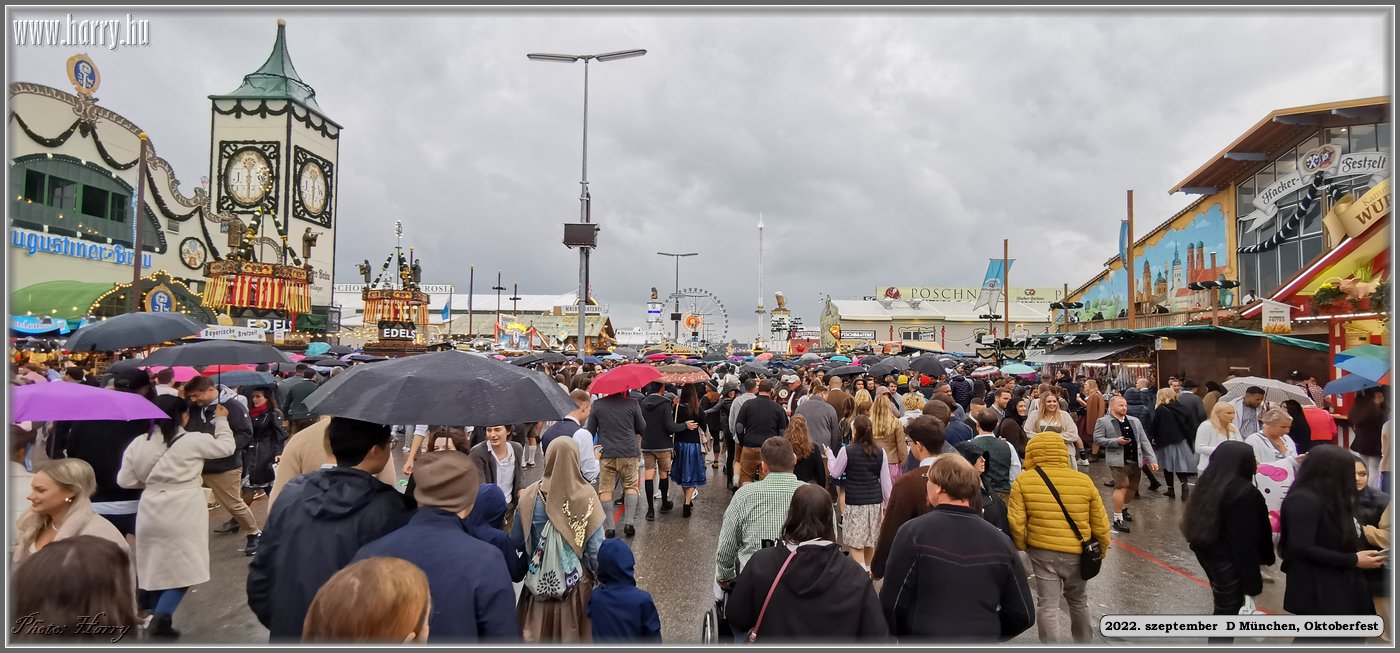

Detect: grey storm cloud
9,8,1390,341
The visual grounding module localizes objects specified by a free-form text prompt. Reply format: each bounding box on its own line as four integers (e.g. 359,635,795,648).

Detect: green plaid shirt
715,472,807,582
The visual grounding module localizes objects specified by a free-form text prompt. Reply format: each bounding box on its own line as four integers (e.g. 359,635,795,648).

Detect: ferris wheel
664,287,729,345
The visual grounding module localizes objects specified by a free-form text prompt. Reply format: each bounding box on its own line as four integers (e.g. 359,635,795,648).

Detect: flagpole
1126,190,1136,330
1002,238,1010,345
468,265,475,340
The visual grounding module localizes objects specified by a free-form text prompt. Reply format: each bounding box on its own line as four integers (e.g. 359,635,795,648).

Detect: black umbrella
63,312,205,352
797,353,823,365
537,352,569,364
827,365,868,378
325,344,354,356
302,349,576,426
908,356,948,377
105,357,148,374
309,359,350,368
273,362,301,374
510,353,545,366
740,362,769,375
345,354,389,363
140,340,292,367
614,347,640,358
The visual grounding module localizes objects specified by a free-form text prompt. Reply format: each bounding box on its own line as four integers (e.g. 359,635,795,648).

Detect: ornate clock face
297,161,328,215
224,149,272,206
178,237,208,270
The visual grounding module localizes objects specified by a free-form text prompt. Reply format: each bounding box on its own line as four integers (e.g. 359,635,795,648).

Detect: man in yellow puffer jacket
1007,432,1111,643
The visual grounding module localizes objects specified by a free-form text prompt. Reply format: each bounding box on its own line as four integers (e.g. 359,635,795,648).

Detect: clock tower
208,19,339,316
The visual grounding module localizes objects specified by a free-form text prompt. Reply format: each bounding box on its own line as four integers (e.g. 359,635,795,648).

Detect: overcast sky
9,8,1392,341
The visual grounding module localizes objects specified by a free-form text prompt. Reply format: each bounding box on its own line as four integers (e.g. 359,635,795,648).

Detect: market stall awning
1026,341,1142,364
1035,325,1328,353
11,281,113,320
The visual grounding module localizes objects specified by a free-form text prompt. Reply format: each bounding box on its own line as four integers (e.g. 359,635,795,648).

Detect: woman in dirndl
671,384,709,518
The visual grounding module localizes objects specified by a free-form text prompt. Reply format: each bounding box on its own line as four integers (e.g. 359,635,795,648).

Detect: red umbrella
645,353,669,362
202,364,256,376
589,364,661,396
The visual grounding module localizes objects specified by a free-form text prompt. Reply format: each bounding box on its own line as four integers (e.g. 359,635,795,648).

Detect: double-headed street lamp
657,252,698,341
529,49,647,354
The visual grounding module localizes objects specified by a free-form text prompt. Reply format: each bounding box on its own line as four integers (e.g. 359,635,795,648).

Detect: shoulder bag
1034,467,1103,580
746,548,799,643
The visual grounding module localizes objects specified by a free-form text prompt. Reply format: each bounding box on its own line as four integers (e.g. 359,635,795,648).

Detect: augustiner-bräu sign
1324,178,1391,243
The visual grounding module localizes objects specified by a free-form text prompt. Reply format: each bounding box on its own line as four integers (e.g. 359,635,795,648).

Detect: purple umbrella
11,382,168,422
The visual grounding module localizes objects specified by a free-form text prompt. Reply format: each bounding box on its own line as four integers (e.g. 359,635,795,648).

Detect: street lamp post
657,251,698,342
529,48,646,354
492,270,505,334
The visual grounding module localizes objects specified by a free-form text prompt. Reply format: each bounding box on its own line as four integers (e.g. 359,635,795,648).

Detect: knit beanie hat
411,450,479,514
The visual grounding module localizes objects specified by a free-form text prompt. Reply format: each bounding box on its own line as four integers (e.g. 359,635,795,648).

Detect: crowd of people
7,350,1392,644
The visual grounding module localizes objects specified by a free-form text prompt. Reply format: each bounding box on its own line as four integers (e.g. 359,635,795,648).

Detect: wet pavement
175,450,1293,644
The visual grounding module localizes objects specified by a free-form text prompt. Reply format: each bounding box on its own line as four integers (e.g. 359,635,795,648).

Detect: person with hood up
464,483,527,583
247,417,413,641
1007,432,1111,644
588,539,662,642
639,383,698,521
996,396,1030,459
182,375,259,544
353,451,520,642
726,484,887,642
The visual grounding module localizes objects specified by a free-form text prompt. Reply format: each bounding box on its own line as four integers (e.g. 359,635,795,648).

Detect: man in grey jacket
585,392,647,538
794,386,839,454
1092,395,1158,534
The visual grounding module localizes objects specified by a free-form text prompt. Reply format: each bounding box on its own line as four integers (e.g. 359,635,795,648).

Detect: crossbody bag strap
748,549,799,642
1034,467,1085,543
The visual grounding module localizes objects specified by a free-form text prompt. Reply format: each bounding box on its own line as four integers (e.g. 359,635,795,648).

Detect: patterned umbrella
656,364,709,385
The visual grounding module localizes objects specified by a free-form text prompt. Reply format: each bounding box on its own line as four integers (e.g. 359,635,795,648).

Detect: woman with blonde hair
303,557,431,643
853,387,873,407
1023,391,1081,468
1196,401,1244,473
13,458,129,569
870,394,908,482
1151,388,1200,500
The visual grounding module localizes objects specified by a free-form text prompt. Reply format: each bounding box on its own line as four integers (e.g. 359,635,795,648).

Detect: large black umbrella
345,354,389,363
510,353,545,367
827,365,868,378
303,349,576,426
909,356,948,377
740,362,769,375
63,313,205,352
140,340,293,367
868,356,911,378
325,344,354,356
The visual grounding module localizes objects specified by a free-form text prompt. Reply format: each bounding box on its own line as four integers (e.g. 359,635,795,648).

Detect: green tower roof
211,19,321,111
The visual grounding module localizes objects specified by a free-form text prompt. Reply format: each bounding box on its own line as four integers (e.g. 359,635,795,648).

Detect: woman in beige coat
13,458,130,569
1024,392,1081,468
118,395,235,639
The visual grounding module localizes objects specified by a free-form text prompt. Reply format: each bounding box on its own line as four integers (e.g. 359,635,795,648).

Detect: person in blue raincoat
588,539,661,642
464,483,527,583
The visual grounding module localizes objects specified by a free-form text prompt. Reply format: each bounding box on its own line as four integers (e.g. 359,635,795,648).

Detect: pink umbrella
755,352,774,361
645,353,669,362
287,353,306,361
590,364,662,396
492,354,507,361
12,382,168,422
142,366,200,382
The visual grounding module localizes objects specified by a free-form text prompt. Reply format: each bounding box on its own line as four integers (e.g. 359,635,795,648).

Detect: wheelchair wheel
701,606,716,644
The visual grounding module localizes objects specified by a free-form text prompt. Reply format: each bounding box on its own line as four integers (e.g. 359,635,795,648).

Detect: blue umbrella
305,342,331,356
1323,374,1381,396
1335,356,1390,383
580,356,603,364
1001,363,1036,375
829,355,852,363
